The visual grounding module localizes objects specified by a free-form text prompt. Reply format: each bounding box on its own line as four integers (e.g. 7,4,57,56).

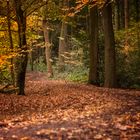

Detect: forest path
0,72,140,140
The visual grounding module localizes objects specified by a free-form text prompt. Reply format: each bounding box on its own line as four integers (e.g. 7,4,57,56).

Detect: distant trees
41,3,53,77
58,0,69,71
135,0,140,48
0,0,140,94
124,0,129,29
58,21,68,71
114,0,120,31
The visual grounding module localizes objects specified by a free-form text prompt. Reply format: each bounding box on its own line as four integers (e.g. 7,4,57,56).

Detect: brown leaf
0,122,8,127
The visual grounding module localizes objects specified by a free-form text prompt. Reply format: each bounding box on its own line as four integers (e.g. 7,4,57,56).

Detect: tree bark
135,0,140,47
102,2,116,88
124,0,129,51
114,0,120,31
42,19,53,77
58,0,68,71
88,6,99,85
13,0,28,95
135,0,140,23
120,0,125,29
124,0,129,29
135,0,140,67
58,21,67,71
29,44,34,71
6,0,15,85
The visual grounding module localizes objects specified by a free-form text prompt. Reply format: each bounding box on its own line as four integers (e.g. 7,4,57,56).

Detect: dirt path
0,72,140,140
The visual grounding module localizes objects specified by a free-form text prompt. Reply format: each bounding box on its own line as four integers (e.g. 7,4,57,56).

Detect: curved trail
0,72,140,139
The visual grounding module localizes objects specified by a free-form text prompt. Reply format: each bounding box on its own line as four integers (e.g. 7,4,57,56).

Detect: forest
0,0,140,139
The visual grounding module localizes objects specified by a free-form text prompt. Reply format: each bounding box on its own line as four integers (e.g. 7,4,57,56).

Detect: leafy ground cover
0,72,140,140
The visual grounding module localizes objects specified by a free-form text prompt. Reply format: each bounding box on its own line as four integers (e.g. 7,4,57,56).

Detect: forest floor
0,72,140,140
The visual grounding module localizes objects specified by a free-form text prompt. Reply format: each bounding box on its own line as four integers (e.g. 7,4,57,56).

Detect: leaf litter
0,72,140,140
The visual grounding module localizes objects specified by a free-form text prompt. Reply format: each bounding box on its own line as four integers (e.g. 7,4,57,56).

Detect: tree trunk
58,0,68,71
6,0,15,85
135,0,140,67
124,0,129,29
114,0,120,31
58,21,67,71
88,6,99,85
120,0,125,29
42,19,53,77
102,2,116,88
135,0,140,23
13,0,28,95
135,0,140,47
124,0,129,51
29,45,34,71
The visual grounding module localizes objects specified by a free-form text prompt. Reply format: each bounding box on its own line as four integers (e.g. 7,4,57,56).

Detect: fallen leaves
94,134,103,139
0,72,140,139
0,122,8,128
115,123,129,131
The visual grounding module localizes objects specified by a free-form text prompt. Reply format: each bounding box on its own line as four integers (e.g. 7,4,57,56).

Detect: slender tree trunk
102,2,116,88
58,21,67,71
29,45,34,71
13,0,28,95
114,0,120,31
124,0,129,51
135,0,140,47
124,0,129,29
135,0,140,70
135,0,140,23
120,0,125,29
58,0,68,71
6,0,15,85
88,6,99,85
42,20,53,77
